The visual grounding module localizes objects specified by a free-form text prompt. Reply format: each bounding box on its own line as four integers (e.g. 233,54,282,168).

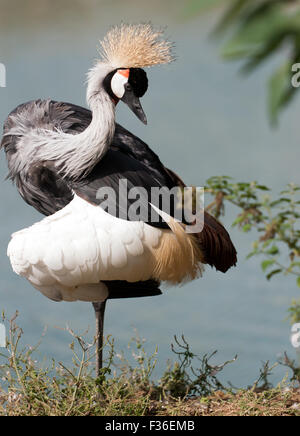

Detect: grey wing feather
1,99,174,216
1,100,92,215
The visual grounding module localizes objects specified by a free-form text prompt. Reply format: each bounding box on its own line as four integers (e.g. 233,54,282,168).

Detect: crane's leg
92,300,107,378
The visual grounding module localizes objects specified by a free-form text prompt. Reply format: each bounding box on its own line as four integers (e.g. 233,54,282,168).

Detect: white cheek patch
111,71,129,99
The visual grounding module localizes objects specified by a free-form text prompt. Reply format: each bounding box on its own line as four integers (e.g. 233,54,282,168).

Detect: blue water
0,0,299,387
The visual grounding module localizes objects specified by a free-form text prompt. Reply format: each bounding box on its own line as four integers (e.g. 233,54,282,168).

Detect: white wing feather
7,195,163,302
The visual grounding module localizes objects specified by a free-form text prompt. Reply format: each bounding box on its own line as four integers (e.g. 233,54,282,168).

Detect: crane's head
87,24,175,124
103,67,148,124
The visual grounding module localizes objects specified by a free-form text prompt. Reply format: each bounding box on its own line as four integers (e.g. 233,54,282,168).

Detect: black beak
121,85,147,125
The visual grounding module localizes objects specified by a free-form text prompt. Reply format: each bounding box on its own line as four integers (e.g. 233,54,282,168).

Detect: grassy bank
0,313,299,416
1,386,300,416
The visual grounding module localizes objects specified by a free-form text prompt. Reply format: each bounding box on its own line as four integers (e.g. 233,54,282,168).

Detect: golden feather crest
98,23,175,69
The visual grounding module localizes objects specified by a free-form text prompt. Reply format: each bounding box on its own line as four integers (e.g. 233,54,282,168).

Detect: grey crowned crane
1,24,236,375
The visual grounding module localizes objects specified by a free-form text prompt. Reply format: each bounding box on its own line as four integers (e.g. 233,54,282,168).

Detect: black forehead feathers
129,68,148,98
103,70,117,100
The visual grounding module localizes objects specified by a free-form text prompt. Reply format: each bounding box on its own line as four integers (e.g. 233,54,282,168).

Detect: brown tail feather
165,168,237,273
196,212,237,273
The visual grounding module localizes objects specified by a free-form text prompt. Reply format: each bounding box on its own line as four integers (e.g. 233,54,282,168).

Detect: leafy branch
205,176,300,320
186,0,300,124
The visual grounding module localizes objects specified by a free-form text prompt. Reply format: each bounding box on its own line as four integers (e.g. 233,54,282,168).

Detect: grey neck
30,89,116,181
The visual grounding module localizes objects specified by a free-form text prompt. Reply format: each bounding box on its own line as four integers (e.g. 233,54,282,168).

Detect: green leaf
262,239,273,249
256,185,270,191
242,33,288,74
297,277,300,288
266,245,279,255
213,0,248,35
261,259,275,272
268,62,292,126
291,262,300,268
232,215,245,226
266,269,282,281
246,251,258,259
242,224,251,232
270,198,291,207
221,6,289,60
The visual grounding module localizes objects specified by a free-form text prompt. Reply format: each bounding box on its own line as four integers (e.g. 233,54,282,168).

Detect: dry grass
151,389,300,416
1,386,300,416
0,313,299,416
